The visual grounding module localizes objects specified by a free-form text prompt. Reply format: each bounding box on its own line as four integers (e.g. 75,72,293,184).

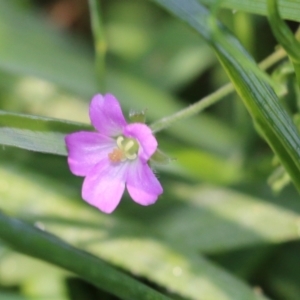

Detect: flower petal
126,160,163,205
82,158,128,213
123,123,157,161
89,94,127,136
65,131,115,176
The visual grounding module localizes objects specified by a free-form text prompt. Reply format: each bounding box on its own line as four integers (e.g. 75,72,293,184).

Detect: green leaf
157,184,300,253
0,292,28,300
151,0,300,192
0,246,67,299
267,0,300,62
163,147,243,184
0,211,172,300
1,159,298,299
0,111,91,155
200,0,300,22
267,0,300,88
0,163,266,300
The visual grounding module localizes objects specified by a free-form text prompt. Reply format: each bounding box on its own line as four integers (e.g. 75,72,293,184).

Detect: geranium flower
65,93,163,213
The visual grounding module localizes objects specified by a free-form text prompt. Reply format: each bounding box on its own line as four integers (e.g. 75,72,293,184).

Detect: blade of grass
267,0,300,88
1,160,287,300
0,110,91,155
200,0,300,22
0,211,172,300
151,0,300,192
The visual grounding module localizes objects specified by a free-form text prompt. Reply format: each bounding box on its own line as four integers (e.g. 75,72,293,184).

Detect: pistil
108,136,139,163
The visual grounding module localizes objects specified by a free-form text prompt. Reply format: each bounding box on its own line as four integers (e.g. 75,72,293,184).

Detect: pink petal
126,160,163,206
65,131,115,176
82,158,128,213
89,94,127,136
123,123,157,161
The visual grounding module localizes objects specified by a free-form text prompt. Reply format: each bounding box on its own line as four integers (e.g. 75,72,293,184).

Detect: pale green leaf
200,0,300,22
0,211,172,300
151,0,300,192
1,159,298,299
0,111,90,155
0,293,29,300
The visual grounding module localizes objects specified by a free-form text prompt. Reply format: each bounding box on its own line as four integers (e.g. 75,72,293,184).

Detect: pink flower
65,94,163,213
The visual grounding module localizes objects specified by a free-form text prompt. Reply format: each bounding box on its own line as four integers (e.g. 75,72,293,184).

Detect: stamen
116,136,124,148
124,140,135,152
108,148,125,163
110,135,139,162
125,153,137,160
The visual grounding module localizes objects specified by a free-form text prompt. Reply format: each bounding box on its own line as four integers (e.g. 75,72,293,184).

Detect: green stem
0,212,172,300
88,0,107,92
151,83,233,133
258,47,286,70
150,48,287,133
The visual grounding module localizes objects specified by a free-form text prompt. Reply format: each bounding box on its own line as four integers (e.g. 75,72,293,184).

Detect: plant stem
258,47,286,70
150,83,233,133
88,0,107,92
150,48,287,133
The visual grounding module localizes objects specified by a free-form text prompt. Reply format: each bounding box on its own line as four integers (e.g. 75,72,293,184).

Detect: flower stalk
150,47,287,133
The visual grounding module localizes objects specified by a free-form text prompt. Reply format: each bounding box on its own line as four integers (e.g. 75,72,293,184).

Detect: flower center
108,136,139,163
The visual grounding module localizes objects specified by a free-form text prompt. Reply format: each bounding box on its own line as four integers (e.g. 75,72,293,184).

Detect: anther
108,148,125,163
110,135,139,162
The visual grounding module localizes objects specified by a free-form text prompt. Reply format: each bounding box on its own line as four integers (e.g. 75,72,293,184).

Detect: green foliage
0,0,300,300
200,0,300,22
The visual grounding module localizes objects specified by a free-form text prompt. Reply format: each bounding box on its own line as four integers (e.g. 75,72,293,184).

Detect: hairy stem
150,47,286,133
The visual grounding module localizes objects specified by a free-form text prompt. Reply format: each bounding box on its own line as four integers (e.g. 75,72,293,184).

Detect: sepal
150,148,173,165
128,110,146,123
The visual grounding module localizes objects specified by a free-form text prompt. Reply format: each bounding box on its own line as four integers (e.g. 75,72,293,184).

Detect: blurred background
1,0,300,300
